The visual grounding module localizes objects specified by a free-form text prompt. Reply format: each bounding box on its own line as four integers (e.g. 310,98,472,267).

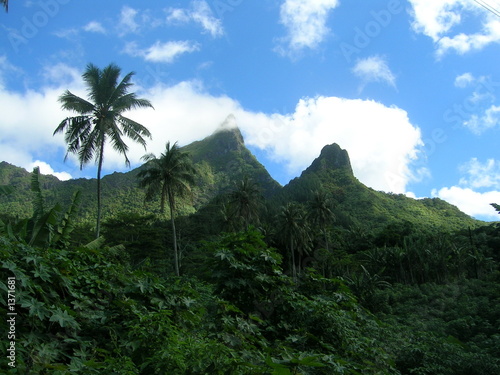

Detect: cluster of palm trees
276,191,335,281
221,180,335,281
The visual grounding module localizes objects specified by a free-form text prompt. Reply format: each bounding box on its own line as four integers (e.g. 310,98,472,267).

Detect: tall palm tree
138,142,196,276
277,202,310,281
1,0,8,12
308,190,334,251
54,63,153,238
227,176,263,231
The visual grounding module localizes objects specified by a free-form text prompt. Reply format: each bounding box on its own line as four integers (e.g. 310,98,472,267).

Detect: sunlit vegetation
0,63,499,374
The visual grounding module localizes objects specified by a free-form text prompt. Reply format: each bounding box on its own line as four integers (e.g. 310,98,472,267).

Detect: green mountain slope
0,118,281,222
182,115,281,202
274,143,482,233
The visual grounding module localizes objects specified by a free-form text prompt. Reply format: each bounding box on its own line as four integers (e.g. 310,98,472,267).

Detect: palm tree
1,0,8,12
277,202,310,281
138,142,196,276
54,63,153,238
227,176,263,231
307,190,334,251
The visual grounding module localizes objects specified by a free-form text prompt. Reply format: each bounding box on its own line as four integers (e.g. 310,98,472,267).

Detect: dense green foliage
1,123,499,374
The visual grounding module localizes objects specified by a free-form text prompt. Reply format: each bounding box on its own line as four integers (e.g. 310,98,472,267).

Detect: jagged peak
305,143,353,175
214,114,238,133
209,114,244,146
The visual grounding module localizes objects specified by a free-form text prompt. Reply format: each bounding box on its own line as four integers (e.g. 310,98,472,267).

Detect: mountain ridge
0,121,483,232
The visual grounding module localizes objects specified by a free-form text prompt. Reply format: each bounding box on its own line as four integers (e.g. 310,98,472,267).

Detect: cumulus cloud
432,157,500,220
166,0,224,37
240,96,423,193
0,61,423,194
459,157,500,189
123,40,200,63
28,161,72,181
464,105,500,134
0,64,85,179
408,0,500,56
432,186,500,220
276,0,340,55
352,55,396,88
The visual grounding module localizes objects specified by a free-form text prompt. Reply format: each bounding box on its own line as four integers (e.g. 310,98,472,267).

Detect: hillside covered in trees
1,62,499,374
1,120,499,374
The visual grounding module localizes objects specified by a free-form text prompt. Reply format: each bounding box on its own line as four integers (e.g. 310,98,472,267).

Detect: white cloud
0,70,84,175
124,40,200,63
408,0,500,56
83,21,106,34
352,55,396,88
432,186,500,220
118,6,140,35
104,81,424,194
167,8,190,23
459,157,500,189
448,75,500,134
28,160,72,181
454,72,474,88
277,0,340,55
240,96,423,193
463,104,500,134
166,0,224,37
433,157,500,221
0,62,423,194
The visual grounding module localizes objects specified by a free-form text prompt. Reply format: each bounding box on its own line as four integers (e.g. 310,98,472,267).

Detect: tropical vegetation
0,62,499,374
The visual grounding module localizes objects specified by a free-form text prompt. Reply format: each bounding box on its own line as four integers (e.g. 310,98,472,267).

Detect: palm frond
77,127,101,168
108,71,135,107
108,125,130,167
113,93,154,113
82,63,102,104
58,90,94,114
2,0,8,12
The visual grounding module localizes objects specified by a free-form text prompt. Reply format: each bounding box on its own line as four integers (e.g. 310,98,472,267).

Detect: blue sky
1,0,500,221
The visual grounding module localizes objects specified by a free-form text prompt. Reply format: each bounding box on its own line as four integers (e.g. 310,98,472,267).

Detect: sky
1,0,500,221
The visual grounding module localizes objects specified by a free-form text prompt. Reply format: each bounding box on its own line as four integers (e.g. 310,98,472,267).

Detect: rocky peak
305,143,353,175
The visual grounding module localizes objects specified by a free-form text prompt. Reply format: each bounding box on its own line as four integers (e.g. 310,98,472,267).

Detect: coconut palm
138,142,196,276
227,176,263,231
308,189,334,251
54,63,153,238
277,202,310,281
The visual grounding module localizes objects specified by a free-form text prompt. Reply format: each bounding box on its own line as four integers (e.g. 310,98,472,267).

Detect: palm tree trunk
169,191,180,276
324,229,329,252
95,142,105,238
291,239,296,282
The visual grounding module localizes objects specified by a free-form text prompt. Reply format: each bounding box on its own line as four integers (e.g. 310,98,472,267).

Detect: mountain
0,117,281,222
275,143,481,232
182,114,281,202
0,118,483,232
